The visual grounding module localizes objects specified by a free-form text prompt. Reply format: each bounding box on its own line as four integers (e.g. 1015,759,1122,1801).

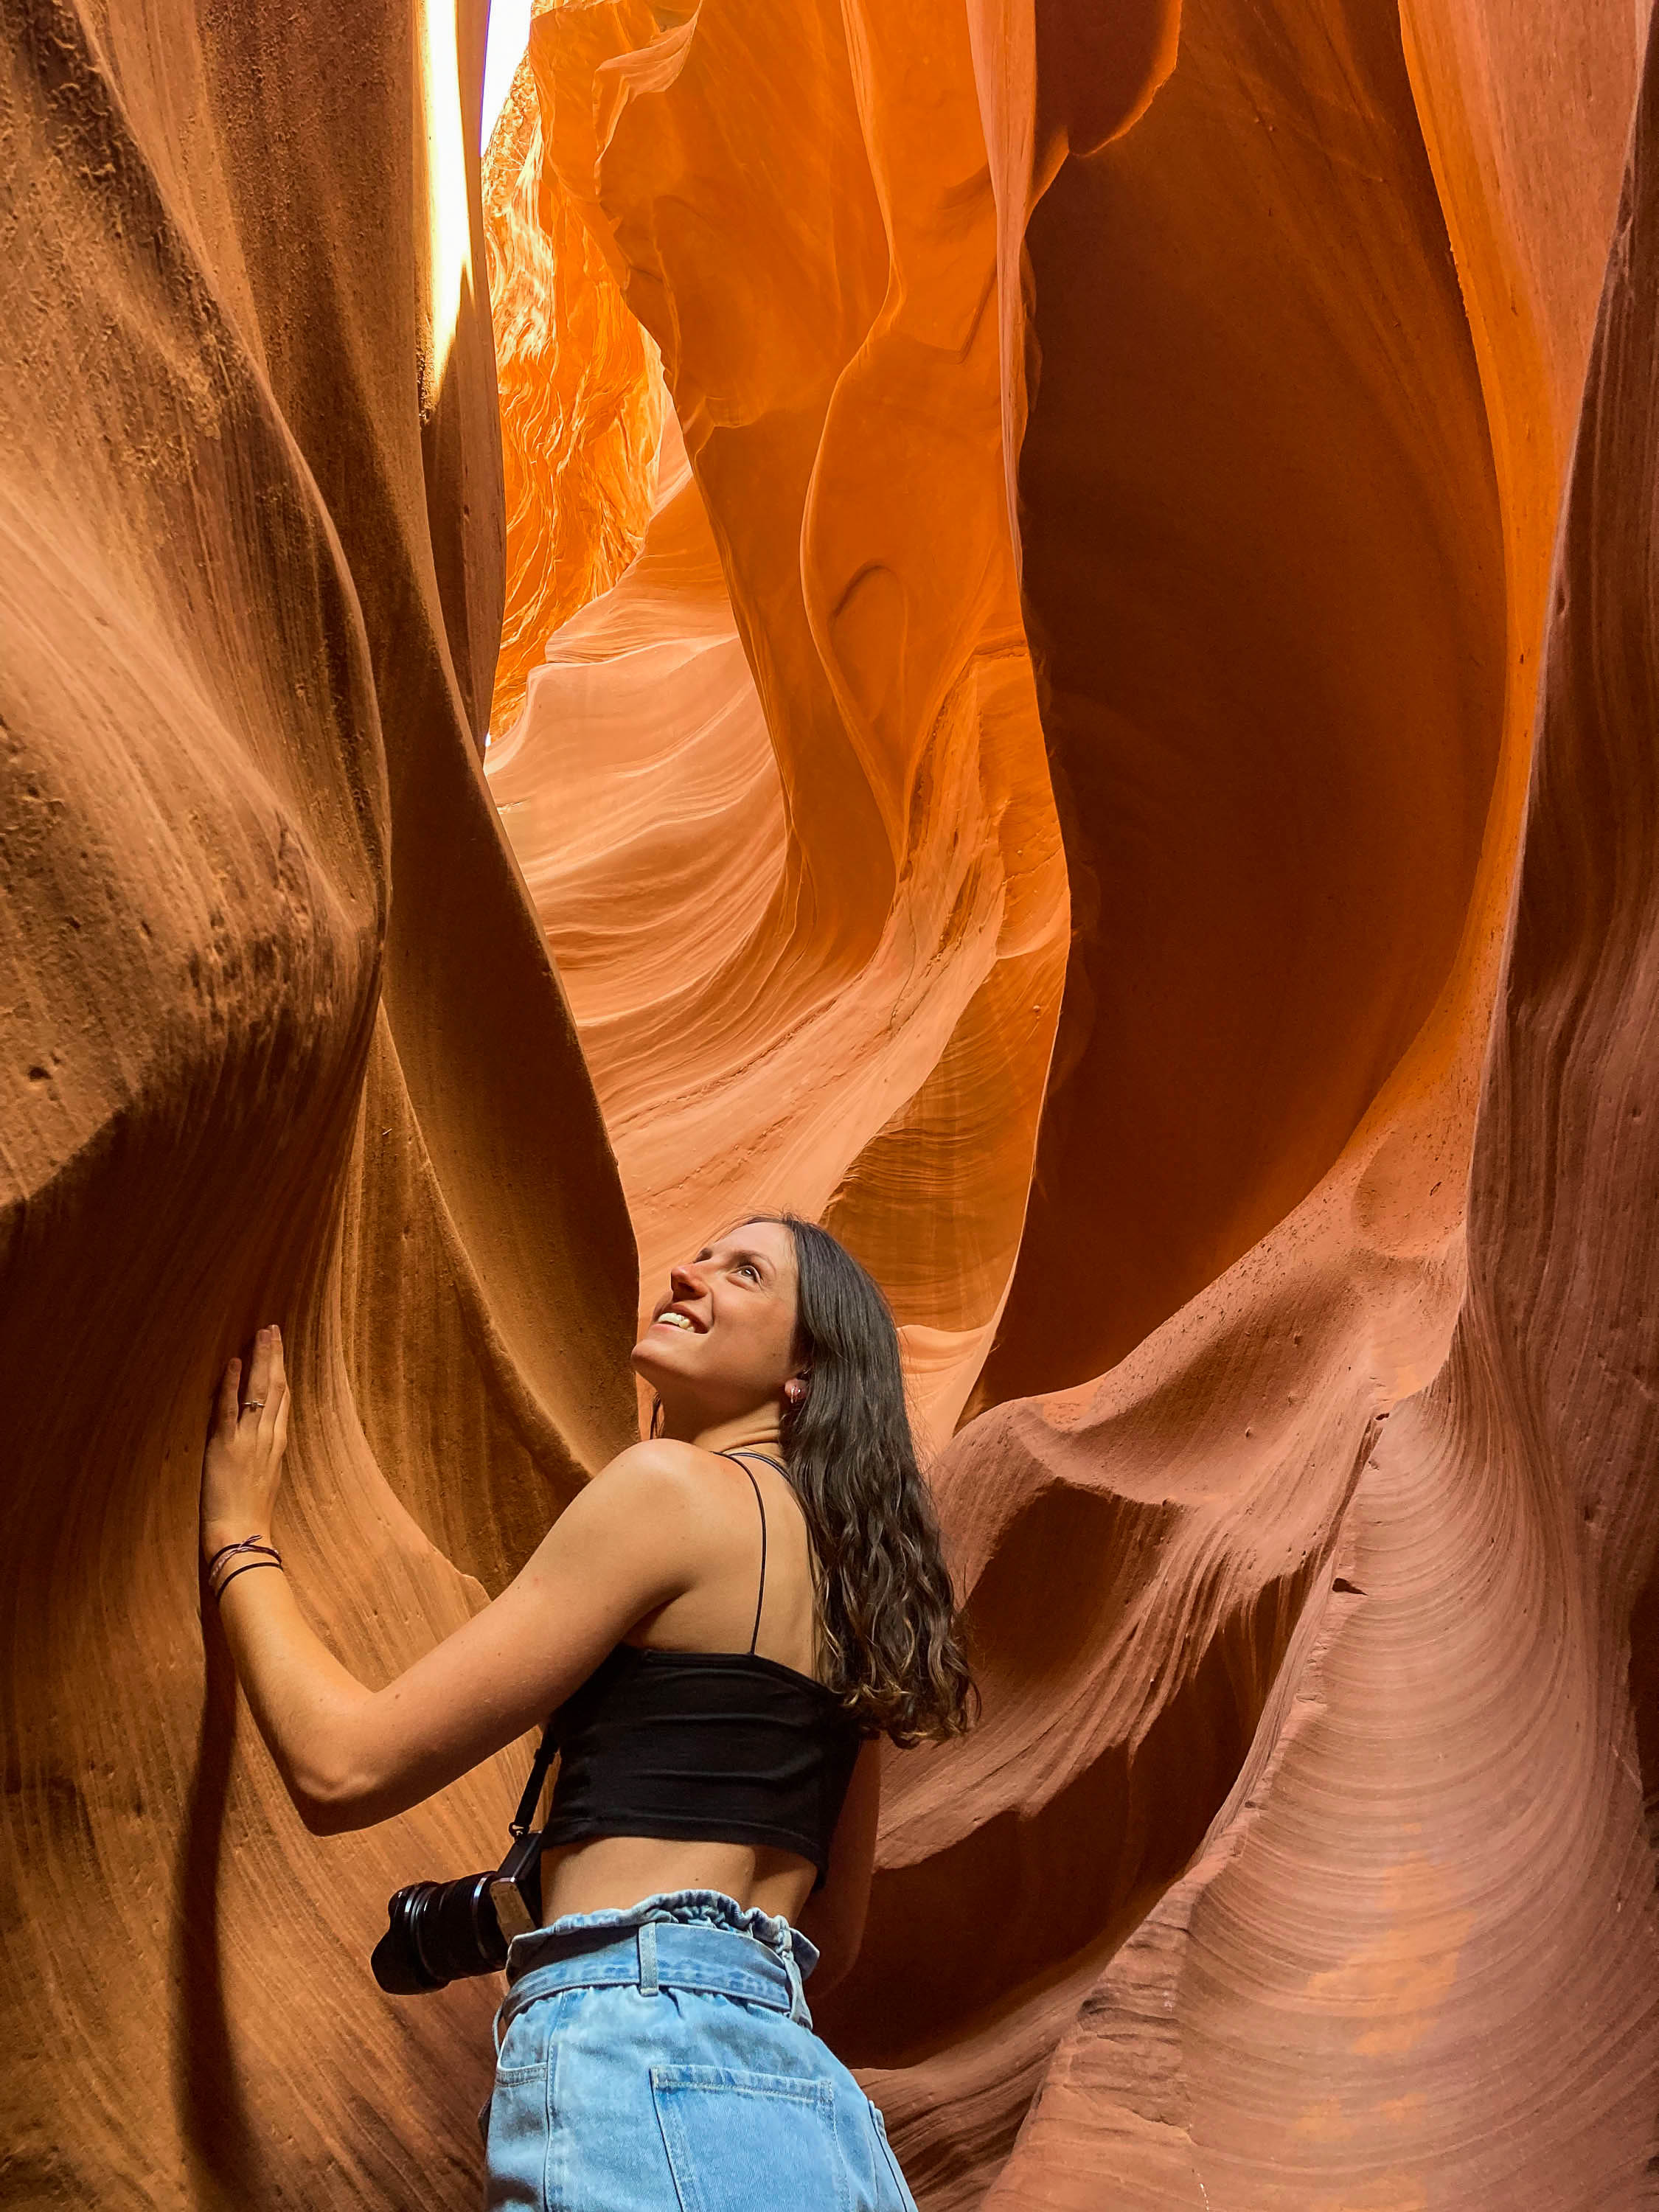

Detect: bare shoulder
594,1437,771,1484
524,1439,734,1606
571,1439,740,1542
589,1436,713,1498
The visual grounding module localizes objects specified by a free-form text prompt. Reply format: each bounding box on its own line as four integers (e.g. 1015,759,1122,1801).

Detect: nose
669,1259,707,1304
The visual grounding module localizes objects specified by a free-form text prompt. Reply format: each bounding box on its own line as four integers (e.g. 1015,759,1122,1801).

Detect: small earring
783,1377,807,1408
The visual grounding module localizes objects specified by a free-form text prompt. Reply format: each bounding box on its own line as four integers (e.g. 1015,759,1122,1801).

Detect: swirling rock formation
1,1,636,2201
6,0,1659,2207
483,38,664,740
484,0,1093,1433
824,8,1659,2211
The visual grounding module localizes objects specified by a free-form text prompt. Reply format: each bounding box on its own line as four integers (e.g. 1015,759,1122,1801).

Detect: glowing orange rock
483,35,664,740
8,0,1659,2207
485,0,1091,1434
813,5,1659,2206
0,2,635,2202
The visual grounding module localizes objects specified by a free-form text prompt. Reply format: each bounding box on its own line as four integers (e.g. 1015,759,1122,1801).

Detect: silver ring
241,1399,264,1414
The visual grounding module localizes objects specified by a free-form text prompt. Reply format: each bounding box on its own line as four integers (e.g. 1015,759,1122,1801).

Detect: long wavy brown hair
747,1214,976,1745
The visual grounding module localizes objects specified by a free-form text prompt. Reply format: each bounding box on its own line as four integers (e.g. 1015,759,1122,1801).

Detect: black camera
371,1728,555,1995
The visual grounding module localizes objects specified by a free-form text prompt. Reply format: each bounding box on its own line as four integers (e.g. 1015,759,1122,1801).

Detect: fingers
268,1327,290,1461
260,1329,288,1447
211,1326,287,1443
203,1330,289,1554
245,1324,274,1406
215,1357,242,1438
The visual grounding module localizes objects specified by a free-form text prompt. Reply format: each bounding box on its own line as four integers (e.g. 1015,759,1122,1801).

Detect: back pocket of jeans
650,2065,845,2212
864,2101,918,2212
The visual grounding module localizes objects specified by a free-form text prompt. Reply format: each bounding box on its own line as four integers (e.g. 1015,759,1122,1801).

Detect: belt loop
782,1943,811,2028
638,1919,659,1997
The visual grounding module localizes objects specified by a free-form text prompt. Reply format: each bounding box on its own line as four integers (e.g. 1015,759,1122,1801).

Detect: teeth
659,1312,694,1330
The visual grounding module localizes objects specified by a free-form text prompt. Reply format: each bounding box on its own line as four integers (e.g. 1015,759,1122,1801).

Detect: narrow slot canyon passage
4,0,1659,2206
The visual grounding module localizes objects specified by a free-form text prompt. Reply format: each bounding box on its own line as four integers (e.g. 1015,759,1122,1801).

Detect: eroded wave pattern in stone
4,0,1658,2205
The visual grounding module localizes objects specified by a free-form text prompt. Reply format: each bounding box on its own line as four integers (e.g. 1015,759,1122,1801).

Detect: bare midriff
539,1832,818,1926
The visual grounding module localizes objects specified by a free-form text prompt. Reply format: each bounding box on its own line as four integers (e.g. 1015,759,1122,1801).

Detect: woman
201,1212,973,2211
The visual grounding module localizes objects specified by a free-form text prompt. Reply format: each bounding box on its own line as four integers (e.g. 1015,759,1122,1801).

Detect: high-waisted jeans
482,1889,919,2212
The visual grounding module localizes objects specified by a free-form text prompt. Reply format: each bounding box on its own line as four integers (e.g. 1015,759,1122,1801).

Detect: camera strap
509,1723,558,1842
488,1724,559,1946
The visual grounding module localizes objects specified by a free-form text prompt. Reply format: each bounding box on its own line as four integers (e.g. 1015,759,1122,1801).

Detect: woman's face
630,1219,802,1426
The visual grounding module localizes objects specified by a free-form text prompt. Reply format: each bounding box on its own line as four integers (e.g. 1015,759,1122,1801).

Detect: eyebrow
695,1245,772,1274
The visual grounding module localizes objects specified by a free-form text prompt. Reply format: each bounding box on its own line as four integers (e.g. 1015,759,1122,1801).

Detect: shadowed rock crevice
987,0,1507,1400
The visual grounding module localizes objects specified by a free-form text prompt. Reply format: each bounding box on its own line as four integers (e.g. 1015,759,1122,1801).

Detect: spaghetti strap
719,1451,770,1655
722,1450,787,1478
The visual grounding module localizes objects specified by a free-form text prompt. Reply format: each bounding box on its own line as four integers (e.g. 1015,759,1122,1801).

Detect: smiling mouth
654,1310,701,1333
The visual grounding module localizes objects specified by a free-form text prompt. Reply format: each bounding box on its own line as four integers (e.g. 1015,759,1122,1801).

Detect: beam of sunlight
418,0,473,404
482,0,532,150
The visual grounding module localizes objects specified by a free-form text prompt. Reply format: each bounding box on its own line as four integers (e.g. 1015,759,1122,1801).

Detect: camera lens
371,1874,506,1994
372,1882,444,1994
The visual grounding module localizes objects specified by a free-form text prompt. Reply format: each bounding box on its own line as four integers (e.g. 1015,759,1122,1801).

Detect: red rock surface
1,3,638,2201
5,1,1659,2208
484,0,1083,1435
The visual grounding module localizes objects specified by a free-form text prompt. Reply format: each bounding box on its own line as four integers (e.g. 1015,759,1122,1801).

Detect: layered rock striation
4,0,1659,2206
1,1,636,2201
484,0,1104,1433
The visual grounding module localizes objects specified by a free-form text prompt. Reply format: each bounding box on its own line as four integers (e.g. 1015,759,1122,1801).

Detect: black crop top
540,1453,864,1888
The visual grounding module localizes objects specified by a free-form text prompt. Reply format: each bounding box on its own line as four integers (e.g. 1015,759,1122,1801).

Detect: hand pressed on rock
202,1324,291,1560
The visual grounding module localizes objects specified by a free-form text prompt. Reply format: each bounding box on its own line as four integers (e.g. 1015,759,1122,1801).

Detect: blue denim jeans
482,1889,918,2211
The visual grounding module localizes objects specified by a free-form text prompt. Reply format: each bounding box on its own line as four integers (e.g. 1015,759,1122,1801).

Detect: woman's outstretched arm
201,1325,705,1834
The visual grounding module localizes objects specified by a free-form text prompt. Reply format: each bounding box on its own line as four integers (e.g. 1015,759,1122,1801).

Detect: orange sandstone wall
1,1,636,2202
483,40,664,741
5,1,1659,2209
824,7,1657,2210
484,0,1101,1436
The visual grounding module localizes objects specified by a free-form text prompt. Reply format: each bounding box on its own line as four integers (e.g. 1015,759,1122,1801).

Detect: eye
735,1261,761,1282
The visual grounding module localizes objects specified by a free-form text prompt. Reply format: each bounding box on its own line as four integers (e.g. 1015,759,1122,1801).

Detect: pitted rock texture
6,0,1659,2208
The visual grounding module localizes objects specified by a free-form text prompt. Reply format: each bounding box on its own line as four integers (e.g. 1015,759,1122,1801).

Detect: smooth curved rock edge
4,1,1659,2208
